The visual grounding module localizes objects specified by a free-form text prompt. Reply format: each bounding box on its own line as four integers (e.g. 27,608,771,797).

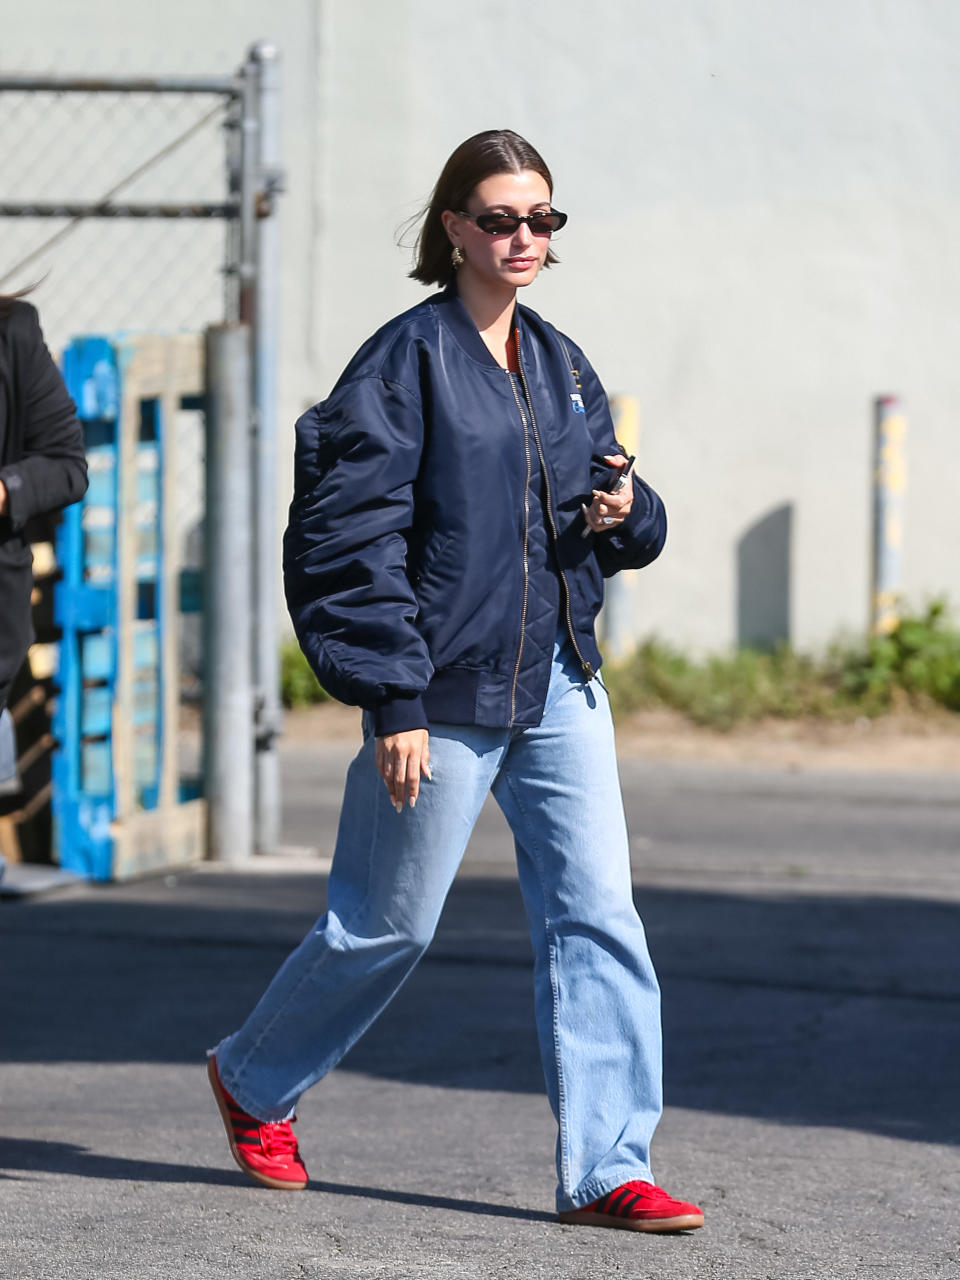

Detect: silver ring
602,516,616,525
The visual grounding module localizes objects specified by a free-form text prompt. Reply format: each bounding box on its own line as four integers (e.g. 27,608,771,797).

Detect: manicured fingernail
394,801,403,814
423,764,433,781
410,796,416,809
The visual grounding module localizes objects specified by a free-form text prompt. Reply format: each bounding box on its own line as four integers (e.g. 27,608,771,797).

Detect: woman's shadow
0,1136,554,1222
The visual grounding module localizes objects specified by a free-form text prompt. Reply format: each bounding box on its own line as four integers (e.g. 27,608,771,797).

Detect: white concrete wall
6,0,959,652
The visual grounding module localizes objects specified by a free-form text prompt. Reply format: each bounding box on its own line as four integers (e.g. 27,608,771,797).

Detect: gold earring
451,246,465,269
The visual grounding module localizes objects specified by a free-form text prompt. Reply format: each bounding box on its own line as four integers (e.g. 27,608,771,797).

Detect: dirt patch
612,706,960,772
280,701,960,773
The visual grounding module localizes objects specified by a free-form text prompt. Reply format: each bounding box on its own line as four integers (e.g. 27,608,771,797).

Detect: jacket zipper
514,330,595,682
507,372,532,726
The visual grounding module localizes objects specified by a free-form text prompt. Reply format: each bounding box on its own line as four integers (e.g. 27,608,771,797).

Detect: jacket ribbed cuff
372,693,428,737
0,468,26,530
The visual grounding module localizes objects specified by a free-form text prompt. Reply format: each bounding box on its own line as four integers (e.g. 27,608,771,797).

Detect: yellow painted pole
599,395,642,660
608,394,640,461
871,396,907,636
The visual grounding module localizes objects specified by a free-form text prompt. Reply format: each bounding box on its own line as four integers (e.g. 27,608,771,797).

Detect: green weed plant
836,599,960,714
604,600,960,729
280,637,330,708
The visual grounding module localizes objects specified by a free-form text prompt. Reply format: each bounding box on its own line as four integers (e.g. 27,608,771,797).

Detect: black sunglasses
458,208,568,236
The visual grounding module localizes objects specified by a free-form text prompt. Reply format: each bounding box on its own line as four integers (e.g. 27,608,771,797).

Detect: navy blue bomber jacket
283,285,667,736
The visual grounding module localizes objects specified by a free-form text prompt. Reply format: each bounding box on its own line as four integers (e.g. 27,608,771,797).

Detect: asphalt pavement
1,729,958,1279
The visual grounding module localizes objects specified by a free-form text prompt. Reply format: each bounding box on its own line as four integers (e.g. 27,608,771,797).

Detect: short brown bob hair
409,129,560,288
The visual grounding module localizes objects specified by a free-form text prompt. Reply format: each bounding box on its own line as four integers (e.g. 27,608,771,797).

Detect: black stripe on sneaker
607,1187,637,1216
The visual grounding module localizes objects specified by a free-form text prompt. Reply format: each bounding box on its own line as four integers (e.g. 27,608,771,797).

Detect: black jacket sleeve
0,303,88,529
578,347,667,577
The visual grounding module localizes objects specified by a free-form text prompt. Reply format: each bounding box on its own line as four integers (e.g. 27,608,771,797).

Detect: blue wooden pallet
52,333,204,880
54,337,121,879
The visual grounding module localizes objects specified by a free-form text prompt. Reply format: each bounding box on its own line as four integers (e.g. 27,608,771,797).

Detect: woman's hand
376,729,432,812
581,454,634,534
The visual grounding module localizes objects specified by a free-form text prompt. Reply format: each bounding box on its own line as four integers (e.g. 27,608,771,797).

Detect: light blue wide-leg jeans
215,632,662,1211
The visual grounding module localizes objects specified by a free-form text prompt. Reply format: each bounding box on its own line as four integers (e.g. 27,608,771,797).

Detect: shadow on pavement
0,1136,553,1222
0,1137,240,1186
311,1180,555,1223
2,870,958,1148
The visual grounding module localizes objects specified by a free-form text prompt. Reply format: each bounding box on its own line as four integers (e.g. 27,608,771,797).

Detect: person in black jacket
208,131,704,1233
0,296,88,794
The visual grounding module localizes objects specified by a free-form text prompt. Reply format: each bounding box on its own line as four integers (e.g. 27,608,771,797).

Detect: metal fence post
599,395,642,659
236,58,259,327
871,396,907,636
203,325,254,862
249,39,285,855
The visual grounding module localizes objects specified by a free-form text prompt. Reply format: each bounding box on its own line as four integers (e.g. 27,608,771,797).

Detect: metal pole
203,325,254,862
871,396,907,636
223,87,243,326
599,395,642,660
0,73,241,94
237,56,259,327
250,39,285,854
0,202,236,218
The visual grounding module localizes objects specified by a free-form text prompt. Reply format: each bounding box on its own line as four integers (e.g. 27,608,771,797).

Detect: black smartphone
596,454,635,493
582,456,636,537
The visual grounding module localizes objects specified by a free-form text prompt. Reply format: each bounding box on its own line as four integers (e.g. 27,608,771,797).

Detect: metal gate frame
0,41,284,856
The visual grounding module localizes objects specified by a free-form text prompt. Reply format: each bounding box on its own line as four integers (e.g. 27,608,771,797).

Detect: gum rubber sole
557,1208,704,1233
207,1056,308,1191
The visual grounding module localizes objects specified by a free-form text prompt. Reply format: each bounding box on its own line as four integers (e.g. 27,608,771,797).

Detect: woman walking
208,129,703,1233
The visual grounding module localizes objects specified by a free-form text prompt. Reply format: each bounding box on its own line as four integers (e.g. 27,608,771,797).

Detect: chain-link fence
0,48,284,868
0,78,238,722
0,85,237,354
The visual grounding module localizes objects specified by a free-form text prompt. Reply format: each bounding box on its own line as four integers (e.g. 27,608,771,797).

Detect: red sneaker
207,1056,309,1190
558,1180,704,1232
